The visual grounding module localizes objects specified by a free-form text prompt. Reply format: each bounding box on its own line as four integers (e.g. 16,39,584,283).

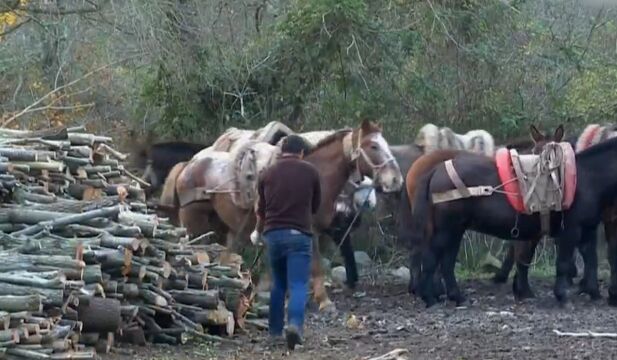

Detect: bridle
343,129,396,184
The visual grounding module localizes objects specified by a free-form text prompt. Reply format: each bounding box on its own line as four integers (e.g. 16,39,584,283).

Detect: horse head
347,119,403,193
529,124,565,154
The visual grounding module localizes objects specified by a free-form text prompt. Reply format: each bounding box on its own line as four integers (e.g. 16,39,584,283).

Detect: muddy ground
104,275,617,360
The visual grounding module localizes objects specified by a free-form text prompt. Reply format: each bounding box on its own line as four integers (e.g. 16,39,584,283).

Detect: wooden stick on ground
368,349,410,360
552,329,617,338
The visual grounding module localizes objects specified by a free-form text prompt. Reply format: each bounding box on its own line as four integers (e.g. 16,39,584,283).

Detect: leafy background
0,0,615,274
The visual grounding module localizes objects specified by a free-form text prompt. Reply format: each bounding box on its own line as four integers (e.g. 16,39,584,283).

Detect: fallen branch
553,329,617,338
367,349,410,360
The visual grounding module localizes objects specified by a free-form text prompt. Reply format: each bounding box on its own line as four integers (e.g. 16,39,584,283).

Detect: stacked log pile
0,126,254,358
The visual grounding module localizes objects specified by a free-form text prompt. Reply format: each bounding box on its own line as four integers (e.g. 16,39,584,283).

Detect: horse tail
159,161,187,215
409,167,436,250
397,183,413,249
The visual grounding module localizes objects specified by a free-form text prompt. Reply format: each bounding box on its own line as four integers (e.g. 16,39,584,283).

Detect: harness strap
445,159,471,198
432,186,493,203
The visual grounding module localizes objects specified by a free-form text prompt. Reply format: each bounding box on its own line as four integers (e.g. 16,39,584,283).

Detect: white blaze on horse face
366,133,403,193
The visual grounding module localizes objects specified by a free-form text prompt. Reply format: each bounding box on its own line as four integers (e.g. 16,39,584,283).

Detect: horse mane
576,135,617,158
305,129,352,155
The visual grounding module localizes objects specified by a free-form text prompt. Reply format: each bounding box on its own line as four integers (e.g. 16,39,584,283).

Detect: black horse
409,135,617,308
495,128,617,306
135,141,209,196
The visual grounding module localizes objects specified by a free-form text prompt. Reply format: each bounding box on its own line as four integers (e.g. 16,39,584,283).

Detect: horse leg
440,230,465,305
311,235,334,311
433,266,446,299
577,227,601,300
408,246,421,295
419,245,440,308
335,227,359,290
419,229,451,308
512,238,539,300
604,208,617,306
493,243,515,284
554,228,579,305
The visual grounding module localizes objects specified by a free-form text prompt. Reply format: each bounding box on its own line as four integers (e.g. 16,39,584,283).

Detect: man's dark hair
281,135,309,155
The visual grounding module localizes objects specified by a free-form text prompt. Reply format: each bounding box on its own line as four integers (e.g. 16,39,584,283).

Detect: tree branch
0,18,31,37
1,56,139,128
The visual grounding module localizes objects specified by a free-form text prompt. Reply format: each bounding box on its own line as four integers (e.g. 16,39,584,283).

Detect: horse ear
529,124,543,143
360,118,380,134
554,124,565,142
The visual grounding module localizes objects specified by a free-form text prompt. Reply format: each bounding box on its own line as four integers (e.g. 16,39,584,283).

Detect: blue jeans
264,228,312,337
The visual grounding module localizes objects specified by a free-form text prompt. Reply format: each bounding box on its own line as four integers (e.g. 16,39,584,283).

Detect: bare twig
2,56,138,127
553,329,617,338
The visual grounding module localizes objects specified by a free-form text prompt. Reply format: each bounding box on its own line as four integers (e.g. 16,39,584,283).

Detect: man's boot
285,325,303,350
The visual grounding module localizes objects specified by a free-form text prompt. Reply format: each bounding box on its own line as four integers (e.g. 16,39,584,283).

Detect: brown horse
402,125,564,301
159,120,403,310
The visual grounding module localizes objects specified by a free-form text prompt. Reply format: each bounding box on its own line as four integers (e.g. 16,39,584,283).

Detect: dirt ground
103,275,617,360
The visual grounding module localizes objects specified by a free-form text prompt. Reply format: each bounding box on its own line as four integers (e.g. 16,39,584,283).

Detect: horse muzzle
375,166,403,193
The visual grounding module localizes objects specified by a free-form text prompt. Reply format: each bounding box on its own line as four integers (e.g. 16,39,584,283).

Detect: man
253,134,321,350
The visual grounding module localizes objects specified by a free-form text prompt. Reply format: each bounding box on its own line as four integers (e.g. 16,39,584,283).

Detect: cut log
0,271,65,289
118,283,139,299
10,205,123,237
0,295,42,312
7,347,51,359
181,303,235,335
118,326,146,345
168,289,219,309
162,278,187,290
52,339,71,352
139,289,168,307
19,333,43,345
100,233,142,251
0,283,63,306
0,254,84,272
0,329,19,342
207,276,250,290
77,297,121,333
0,311,9,330
50,350,96,360
120,305,139,320
94,333,113,354
186,272,207,290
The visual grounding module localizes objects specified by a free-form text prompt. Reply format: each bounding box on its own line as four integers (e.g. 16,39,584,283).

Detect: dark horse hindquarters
411,141,617,308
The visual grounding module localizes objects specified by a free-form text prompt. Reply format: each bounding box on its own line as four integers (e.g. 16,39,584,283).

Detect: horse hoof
608,293,617,307
587,289,602,301
493,273,508,284
422,296,437,308
319,300,337,313
578,285,602,301
554,291,568,306
449,294,466,306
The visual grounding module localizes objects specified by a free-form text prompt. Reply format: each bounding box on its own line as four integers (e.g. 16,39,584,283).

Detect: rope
336,186,374,251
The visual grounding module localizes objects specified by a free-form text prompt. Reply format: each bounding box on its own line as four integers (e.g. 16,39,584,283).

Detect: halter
342,129,396,183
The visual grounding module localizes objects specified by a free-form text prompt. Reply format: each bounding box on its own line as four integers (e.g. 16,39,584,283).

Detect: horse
407,125,617,308
495,124,617,305
401,125,564,299
326,129,547,291
160,119,403,310
133,141,210,196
